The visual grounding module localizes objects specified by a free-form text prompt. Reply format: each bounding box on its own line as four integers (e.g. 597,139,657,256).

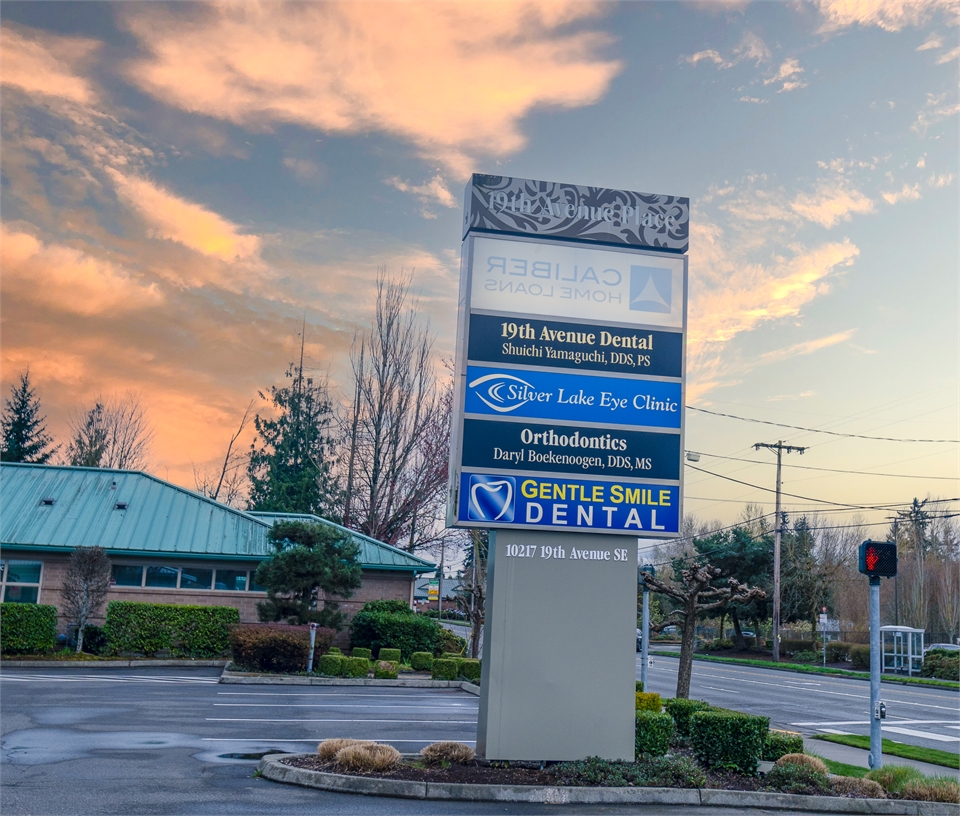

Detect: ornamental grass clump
420,741,475,765
865,764,924,795
831,777,886,799
774,753,828,775
335,742,402,772
317,738,374,761
900,778,960,803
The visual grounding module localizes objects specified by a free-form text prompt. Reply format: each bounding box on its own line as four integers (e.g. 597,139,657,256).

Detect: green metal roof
0,463,436,573
248,512,436,572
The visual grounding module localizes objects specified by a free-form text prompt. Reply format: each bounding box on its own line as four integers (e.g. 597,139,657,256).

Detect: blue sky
1,0,956,530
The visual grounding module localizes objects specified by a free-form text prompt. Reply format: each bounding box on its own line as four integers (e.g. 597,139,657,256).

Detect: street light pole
755,441,806,663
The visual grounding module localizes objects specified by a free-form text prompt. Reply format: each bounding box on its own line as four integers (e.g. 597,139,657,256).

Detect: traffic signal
858,540,897,578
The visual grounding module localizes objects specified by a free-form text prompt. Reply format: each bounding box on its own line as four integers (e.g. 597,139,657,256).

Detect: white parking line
212,703,472,709
201,738,476,744
207,718,477,724
883,727,960,743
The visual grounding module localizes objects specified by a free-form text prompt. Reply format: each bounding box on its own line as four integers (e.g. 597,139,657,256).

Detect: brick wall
4,551,416,646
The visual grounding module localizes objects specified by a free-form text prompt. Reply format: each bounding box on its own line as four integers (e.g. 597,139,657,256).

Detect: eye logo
467,475,515,522
468,372,534,413
630,266,672,313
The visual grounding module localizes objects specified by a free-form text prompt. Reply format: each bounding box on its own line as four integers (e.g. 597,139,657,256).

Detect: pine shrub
763,730,804,761
635,711,674,757
377,647,401,663
317,653,343,676
410,651,434,671
664,698,713,737
432,658,459,680
0,603,58,655
373,660,398,679
635,691,662,712
690,710,769,774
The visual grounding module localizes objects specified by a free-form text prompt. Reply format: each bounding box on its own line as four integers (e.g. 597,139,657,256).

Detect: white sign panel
470,236,685,328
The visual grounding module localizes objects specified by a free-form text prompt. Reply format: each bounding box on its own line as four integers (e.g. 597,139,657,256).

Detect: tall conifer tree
1,369,57,463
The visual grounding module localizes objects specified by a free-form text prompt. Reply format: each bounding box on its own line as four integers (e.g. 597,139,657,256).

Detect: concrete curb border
256,754,957,814
2,659,229,669
221,667,480,695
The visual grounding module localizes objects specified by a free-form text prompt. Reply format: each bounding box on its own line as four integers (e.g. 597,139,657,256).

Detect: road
1,663,956,815
641,653,960,754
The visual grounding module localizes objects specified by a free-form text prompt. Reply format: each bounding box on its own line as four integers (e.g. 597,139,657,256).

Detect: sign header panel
470,236,685,328
464,174,689,253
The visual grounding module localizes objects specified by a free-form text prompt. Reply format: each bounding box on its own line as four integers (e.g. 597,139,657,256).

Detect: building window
179,568,213,590
214,569,247,591
112,565,145,587
145,566,179,588
1,559,43,603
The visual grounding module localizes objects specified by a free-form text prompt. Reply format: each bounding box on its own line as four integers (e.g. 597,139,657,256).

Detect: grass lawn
648,651,959,690
813,734,960,769
816,757,869,778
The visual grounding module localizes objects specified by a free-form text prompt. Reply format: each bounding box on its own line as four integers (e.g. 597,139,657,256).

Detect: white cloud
917,33,943,50
816,0,957,32
764,58,804,85
683,31,770,70
928,173,955,187
739,96,767,104
882,184,922,204
685,49,729,68
790,182,875,227
936,45,960,63
917,156,927,168
913,92,960,134
757,330,856,365
385,175,458,214
0,25,99,105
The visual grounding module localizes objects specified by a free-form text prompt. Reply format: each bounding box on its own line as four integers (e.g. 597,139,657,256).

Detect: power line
686,405,960,443
685,450,959,481
684,464,958,511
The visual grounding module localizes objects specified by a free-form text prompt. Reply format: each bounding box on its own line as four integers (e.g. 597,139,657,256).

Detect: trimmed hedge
459,658,481,682
690,710,769,774
0,603,58,655
921,649,959,681
410,651,433,671
349,610,437,661
850,644,870,669
341,656,371,678
432,658,459,680
317,653,343,676
825,641,853,663
328,646,342,654
764,730,805,761
351,647,372,660
373,660,399,679
635,710,674,757
664,698,713,737
229,625,309,672
107,601,238,657
781,638,816,654
441,651,463,660
636,691,662,712
378,648,401,663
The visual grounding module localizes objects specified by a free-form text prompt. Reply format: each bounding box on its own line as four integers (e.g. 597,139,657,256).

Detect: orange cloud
1,225,163,316
106,169,262,262
0,25,99,104
120,1,620,176
790,182,875,227
816,0,957,32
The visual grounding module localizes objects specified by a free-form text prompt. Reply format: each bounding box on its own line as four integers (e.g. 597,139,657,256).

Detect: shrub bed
634,711,673,757
410,651,433,671
689,710,769,774
548,755,706,788
0,603,58,655
229,624,310,672
107,601,238,657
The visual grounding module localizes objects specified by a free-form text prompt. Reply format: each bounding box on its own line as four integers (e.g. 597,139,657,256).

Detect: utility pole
755,441,807,663
891,517,899,626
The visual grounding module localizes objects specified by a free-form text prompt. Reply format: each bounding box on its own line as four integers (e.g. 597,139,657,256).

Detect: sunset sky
1,0,957,534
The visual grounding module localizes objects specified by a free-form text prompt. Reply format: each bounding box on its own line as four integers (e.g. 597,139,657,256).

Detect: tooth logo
630,266,672,313
468,373,534,413
467,475,515,522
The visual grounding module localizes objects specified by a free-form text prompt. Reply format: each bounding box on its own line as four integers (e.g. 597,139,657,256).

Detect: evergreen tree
247,355,340,519
1,369,57,463
254,520,362,628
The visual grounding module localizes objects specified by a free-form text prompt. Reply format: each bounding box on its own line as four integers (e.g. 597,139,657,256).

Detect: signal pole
755,441,807,662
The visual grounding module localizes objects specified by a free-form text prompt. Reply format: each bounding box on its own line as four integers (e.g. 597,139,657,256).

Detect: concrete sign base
477,529,637,761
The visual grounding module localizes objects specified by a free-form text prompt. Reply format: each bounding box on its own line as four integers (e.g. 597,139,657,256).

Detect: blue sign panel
467,313,683,378
458,472,680,534
465,365,681,429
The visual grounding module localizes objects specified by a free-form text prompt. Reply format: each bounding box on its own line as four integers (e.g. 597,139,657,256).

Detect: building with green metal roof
0,463,436,630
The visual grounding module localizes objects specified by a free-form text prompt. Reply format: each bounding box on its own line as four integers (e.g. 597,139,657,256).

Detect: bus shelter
880,625,925,676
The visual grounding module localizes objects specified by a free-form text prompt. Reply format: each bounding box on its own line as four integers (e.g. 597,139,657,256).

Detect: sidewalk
804,737,959,779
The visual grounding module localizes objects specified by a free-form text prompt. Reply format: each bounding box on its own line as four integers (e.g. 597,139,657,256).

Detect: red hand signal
866,547,879,572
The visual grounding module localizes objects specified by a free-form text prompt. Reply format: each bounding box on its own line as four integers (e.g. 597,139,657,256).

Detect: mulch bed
282,755,765,790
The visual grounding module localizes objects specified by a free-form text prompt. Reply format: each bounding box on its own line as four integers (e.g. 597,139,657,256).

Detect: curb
2,659,229,669
221,667,480,695
648,652,959,692
257,754,956,814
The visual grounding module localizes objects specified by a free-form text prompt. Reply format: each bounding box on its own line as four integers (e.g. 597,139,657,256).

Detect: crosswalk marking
883,726,960,743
